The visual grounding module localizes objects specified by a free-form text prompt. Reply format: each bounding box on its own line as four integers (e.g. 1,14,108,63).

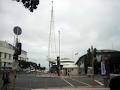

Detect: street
0,73,110,90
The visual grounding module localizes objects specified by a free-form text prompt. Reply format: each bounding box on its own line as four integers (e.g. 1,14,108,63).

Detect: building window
4,53,7,58
9,54,11,60
0,52,1,57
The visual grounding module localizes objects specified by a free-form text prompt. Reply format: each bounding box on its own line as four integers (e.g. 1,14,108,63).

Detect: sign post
91,46,95,87
12,26,22,90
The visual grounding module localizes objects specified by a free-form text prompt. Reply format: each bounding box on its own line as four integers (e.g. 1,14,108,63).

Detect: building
0,40,28,70
60,58,78,76
76,49,120,75
76,55,87,75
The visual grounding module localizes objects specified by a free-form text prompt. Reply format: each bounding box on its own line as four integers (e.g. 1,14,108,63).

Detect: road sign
13,26,22,35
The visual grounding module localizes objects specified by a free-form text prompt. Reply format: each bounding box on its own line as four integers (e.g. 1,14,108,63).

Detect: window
9,54,11,60
4,53,7,58
0,52,1,57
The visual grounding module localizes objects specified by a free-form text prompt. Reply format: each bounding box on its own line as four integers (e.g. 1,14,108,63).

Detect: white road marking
61,77,74,87
70,78,92,87
94,80,104,86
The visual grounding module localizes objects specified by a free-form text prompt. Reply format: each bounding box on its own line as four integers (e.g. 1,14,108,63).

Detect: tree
13,0,40,12
29,61,37,69
18,60,30,69
40,67,46,71
18,60,38,70
37,63,41,70
87,48,92,66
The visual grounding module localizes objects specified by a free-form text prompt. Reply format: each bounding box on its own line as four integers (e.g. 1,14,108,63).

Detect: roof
76,54,87,65
0,40,27,54
76,49,120,65
97,49,120,55
98,49,120,52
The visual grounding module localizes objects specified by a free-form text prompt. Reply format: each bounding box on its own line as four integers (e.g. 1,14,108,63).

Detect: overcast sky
0,0,120,68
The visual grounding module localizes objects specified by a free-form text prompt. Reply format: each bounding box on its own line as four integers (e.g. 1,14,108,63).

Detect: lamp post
57,30,61,76
58,30,60,58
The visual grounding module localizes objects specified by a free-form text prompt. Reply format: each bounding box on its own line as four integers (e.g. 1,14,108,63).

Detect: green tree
13,0,40,12
40,67,46,71
18,60,30,69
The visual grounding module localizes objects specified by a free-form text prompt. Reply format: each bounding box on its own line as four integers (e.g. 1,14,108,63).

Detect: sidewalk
36,73,88,78
0,74,3,88
32,88,110,90
0,71,15,90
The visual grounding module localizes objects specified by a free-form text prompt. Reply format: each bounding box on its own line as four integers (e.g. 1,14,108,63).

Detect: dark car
109,76,120,90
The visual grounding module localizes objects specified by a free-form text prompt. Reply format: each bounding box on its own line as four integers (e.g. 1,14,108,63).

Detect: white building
60,58,78,76
0,40,28,70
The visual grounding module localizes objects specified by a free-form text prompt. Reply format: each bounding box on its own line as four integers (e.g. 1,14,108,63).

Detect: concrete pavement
32,88,109,90
0,72,110,90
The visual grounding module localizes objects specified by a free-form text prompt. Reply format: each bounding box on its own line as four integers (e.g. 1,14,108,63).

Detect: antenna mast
48,0,57,71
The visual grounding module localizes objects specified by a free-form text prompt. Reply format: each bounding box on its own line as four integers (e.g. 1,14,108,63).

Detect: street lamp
56,30,61,76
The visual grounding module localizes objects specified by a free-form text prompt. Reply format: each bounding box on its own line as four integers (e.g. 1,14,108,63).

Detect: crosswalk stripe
61,78,74,87
94,80,104,86
70,78,92,87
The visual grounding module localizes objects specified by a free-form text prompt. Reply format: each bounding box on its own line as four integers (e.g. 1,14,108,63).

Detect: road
0,73,109,90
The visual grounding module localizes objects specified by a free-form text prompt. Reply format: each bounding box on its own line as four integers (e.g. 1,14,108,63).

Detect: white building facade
60,58,78,76
0,41,28,70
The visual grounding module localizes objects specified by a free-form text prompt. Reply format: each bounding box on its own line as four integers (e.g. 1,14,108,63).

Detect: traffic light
16,42,22,55
13,42,22,60
57,56,60,66
13,53,18,60
57,56,60,76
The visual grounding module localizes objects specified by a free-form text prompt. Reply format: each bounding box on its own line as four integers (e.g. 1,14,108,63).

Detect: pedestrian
2,70,10,90
68,71,70,77
101,55,110,88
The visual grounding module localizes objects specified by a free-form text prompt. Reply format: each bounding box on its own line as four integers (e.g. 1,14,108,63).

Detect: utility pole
58,30,60,58
57,30,61,76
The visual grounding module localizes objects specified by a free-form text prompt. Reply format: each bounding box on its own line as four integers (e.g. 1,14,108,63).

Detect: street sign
13,26,22,35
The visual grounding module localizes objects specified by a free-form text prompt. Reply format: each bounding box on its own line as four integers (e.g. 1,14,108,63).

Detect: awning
110,55,120,63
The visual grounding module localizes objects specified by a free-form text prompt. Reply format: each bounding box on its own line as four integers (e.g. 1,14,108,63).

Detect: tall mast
48,0,56,70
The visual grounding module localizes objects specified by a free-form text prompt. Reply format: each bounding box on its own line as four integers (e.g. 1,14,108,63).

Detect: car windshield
0,0,120,90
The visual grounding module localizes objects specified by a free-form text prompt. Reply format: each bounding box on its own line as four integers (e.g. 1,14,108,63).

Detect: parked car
109,75,120,90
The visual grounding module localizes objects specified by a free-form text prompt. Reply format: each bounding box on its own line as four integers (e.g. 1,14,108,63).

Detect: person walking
101,55,110,88
2,71,10,90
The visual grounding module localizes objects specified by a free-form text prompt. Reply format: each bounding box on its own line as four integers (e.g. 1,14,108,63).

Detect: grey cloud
1,0,120,68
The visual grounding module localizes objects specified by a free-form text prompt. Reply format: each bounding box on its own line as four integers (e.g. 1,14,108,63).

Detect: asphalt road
0,73,106,90
15,74,69,89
